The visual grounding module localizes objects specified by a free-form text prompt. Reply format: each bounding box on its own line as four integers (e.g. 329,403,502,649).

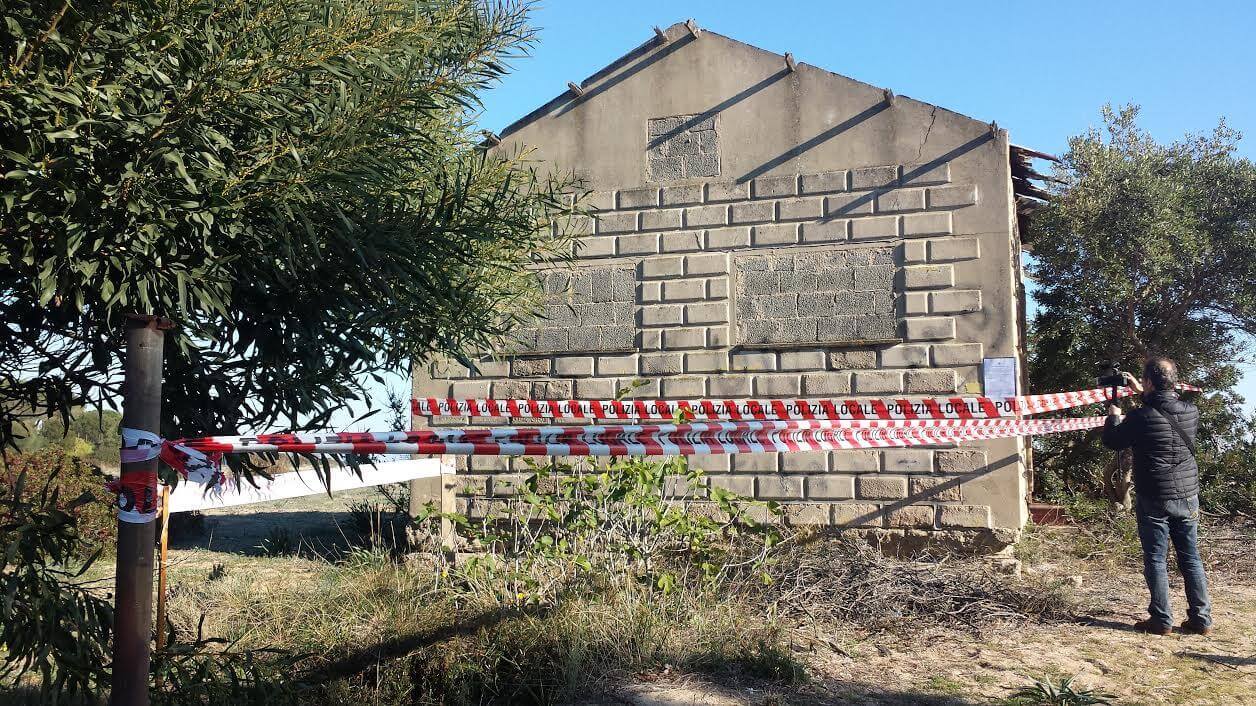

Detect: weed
256,526,293,557
1010,675,1115,705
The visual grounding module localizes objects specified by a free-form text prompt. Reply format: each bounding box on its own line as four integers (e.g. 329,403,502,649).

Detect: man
1102,356,1212,636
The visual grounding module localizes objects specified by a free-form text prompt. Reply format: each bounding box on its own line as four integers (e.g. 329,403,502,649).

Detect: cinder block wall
417,165,1002,530
412,25,1030,539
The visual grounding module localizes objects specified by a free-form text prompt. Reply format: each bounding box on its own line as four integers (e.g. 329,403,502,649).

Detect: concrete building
413,21,1046,544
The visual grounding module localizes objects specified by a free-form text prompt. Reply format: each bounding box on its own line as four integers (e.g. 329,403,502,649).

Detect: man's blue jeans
1135,495,1212,629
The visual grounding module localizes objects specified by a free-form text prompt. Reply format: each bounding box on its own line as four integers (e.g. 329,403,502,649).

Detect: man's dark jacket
1102,389,1200,502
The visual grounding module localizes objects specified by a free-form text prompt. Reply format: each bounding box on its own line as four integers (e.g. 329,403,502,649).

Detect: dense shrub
1,450,113,549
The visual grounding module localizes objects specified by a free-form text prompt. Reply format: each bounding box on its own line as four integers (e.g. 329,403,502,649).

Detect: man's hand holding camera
1107,371,1144,417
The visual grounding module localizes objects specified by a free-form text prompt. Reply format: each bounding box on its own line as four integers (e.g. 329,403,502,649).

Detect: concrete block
617,233,660,256
777,197,825,221
888,505,936,529
708,475,754,496
832,450,880,472
731,352,777,372
935,449,988,474
457,475,490,496
490,474,528,496
783,503,832,525
780,350,826,370
883,449,933,474
938,504,991,529
931,343,983,366
640,305,683,327
662,327,706,350
850,216,899,240
705,181,749,203
532,380,573,399
853,264,895,290
901,240,927,264
754,374,802,396
584,191,616,211
730,200,776,225
596,355,638,376
450,380,491,398
685,252,729,275
876,188,926,213
492,380,530,399
680,351,723,374
574,236,616,259
756,475,804,499
858,475,909,500
911,476,962,502
824,193,875,216
662,376,705,398
904,369,958,393
596,211,638,234
708,375,752,397
640,209,683,232
685,204,729,228
685,301,727,325
554,215,595,236
902,316,956,341
901,264,954,290
732,452,779,473
752,174,797,199
694,456,732,473
638,281,662,304
850,165,899,189
878,345,930,368
410,374,451,400
800,170,848,195
828,350,877,370
807,475,854,499
707,326,731,347
928,237,980,262
662,230,704,253
705,226,751,249
930,290,982,314
625,377,660,397
752,223,799,246
900,162,951,186
802,372,852,395
832,503,882,527
661,184,704,207
511,358,551,377
664,475,706,499
473,359,509,378
575,377,618,399
638,328,663,350
662,279,706,302
800,220,848,243
782,451,828,473
640,353,684,375
554,356,595,377
617,187,659,209
927,184,978,209
468,456,509,472
902,212,953,236
902,292,929,315
640,256,684,279
816,316,856,340
707,278,729,299
853,370,903,393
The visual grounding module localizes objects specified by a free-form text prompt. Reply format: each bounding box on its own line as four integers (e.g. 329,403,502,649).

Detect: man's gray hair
1143,356,1178,391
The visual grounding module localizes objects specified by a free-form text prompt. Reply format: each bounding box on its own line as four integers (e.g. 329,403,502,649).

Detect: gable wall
413,27,1029,536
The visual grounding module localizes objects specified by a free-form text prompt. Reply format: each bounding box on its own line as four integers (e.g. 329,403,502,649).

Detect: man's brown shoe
1134,620,1172,635
1179,619,1213,636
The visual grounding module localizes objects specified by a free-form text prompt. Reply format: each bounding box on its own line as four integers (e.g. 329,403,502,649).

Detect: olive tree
1028,105,1256,511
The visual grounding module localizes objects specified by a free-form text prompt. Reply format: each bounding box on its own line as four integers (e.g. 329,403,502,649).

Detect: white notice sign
983,357,1018,399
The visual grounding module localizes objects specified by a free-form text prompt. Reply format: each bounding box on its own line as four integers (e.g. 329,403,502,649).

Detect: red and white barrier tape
112,428,226,523
410,384,1199,422
171,417,1103,458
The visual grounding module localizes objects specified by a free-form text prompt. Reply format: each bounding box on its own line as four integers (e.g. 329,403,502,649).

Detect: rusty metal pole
111,316,166,706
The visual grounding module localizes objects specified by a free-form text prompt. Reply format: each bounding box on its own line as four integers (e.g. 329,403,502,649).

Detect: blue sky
343,1,1256,428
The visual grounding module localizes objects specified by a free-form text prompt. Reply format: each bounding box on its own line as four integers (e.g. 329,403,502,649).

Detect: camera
1096,362,1127,388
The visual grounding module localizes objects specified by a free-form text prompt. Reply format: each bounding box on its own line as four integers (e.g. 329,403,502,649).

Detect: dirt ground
163,493,1255,705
